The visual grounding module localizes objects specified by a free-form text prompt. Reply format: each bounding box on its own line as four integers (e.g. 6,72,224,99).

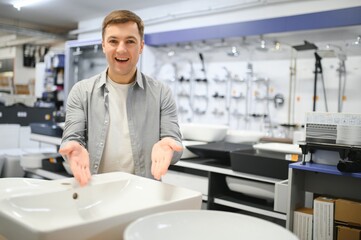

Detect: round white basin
124,210,298,240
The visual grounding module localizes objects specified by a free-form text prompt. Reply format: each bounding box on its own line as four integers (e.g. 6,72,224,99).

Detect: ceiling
0,0,360,56
0,0,189,47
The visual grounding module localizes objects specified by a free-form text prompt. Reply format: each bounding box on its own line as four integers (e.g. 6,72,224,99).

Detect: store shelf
167,158,288,225
290,162,361,178
24,168,69,180
30,133,62,146
176,158,284,184
286,162,361,230
214,195,286,220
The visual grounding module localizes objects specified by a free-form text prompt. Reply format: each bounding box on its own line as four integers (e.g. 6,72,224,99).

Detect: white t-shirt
99,77,134,174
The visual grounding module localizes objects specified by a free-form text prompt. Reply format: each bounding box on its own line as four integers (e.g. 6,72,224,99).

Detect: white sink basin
253,142,302,155
0,172,202,240
124,210,299,240
180,123,228,142
225,130,265,143
181,140,206,159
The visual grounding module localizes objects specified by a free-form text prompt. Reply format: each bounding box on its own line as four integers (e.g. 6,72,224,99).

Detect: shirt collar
135,68,144,89
98,68,144,89
98,69,108,89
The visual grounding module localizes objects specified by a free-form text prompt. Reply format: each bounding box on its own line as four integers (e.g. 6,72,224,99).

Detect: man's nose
116,42,127,52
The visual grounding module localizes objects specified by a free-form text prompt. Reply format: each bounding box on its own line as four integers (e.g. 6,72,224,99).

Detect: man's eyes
107,39,136,44
109,39,118,44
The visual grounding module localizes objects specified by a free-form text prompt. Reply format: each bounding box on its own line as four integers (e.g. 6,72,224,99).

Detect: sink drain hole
72,192,78,200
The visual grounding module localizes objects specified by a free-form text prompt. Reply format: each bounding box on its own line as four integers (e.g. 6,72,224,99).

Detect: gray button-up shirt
61,68,183,179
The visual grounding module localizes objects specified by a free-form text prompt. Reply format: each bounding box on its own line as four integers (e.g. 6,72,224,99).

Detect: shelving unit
26,134,69,180
42,54,65,110
208,171,286,221
164,158,288,225
286,162,361,230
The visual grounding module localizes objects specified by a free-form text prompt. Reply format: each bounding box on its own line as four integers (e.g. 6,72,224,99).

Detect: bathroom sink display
179,123,229,142
0,172,202,240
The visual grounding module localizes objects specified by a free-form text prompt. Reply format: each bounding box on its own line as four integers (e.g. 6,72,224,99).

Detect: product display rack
286,162,361,230
164,158,288,226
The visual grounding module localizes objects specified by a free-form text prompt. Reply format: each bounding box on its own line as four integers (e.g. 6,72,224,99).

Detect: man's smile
115,57,129,62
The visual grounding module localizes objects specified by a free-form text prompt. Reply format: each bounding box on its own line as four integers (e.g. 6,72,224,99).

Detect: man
59,10,183,186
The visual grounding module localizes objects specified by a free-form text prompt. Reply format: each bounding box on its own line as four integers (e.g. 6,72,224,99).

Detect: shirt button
94,164,98,169
100,142,103,146
104,120,108,124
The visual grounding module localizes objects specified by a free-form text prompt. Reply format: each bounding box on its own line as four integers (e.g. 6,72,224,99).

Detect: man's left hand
151,137,183,180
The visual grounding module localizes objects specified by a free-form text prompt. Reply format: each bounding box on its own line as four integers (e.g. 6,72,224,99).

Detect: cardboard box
337,225,361,240
335,199,361,226
293,207,313,240
313,196,336,240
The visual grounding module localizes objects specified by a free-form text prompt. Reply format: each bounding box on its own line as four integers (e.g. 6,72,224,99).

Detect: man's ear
102,41,105,53
139,40,145,54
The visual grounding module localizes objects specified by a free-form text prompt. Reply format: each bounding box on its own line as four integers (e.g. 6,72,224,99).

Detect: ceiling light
354,35,361,45
12,0,46,11
274,41,281,50
167,50,175,57
256,35,268,52
227,46,239,57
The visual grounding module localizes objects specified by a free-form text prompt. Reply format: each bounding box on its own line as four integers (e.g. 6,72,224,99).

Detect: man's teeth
115,57,129,61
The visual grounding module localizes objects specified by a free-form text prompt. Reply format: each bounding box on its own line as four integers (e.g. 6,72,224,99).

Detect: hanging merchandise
312,52,329,112
193,52,209,117
317,44,348,113
288,48,297,125
291,40,319,113
337,55,347,112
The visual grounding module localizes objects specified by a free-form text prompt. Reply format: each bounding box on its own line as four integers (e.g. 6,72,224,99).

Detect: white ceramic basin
124,210,299,240
180,123,229,142
181,140,206,159
253,142,302,155
225,130,265,143
0,172,202,240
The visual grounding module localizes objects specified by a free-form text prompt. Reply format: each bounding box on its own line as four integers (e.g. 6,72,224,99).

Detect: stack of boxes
293,197,361,240
335,199,361,240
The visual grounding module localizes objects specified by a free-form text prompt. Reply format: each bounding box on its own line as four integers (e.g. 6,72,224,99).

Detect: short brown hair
102,10,144,40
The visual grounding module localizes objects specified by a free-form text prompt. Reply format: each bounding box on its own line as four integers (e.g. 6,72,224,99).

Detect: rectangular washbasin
0,172,202,240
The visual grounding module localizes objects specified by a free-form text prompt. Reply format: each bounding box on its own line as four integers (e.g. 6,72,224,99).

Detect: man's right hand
59,141,91,186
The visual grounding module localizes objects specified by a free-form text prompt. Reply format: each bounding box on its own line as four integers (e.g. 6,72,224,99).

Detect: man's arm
59,83,91,185
151,84,183,180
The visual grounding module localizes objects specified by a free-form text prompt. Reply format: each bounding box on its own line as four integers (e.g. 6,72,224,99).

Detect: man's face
102,21,144,83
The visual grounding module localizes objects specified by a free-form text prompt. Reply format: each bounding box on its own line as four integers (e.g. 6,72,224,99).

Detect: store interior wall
71,1,361,134
140,46,361,132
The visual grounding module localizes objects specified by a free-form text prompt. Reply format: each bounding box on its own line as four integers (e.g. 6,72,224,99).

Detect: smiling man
59,10,183,186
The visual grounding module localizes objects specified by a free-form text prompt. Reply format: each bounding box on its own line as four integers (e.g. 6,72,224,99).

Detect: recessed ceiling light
12,0,46,11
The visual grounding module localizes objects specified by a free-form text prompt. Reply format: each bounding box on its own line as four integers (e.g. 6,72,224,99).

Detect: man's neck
107,68,137,84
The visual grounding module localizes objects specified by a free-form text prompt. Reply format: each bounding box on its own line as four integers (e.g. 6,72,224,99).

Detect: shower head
292,41,318,51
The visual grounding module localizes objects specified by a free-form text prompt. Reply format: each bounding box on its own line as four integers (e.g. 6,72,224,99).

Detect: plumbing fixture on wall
312,52,328,112
227,46,240,57
289,40,318,123
322,43,348,113
256,35,268,52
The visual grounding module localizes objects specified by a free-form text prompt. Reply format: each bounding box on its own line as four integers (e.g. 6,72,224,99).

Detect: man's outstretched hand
59,141,91,186
151,137,183,180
